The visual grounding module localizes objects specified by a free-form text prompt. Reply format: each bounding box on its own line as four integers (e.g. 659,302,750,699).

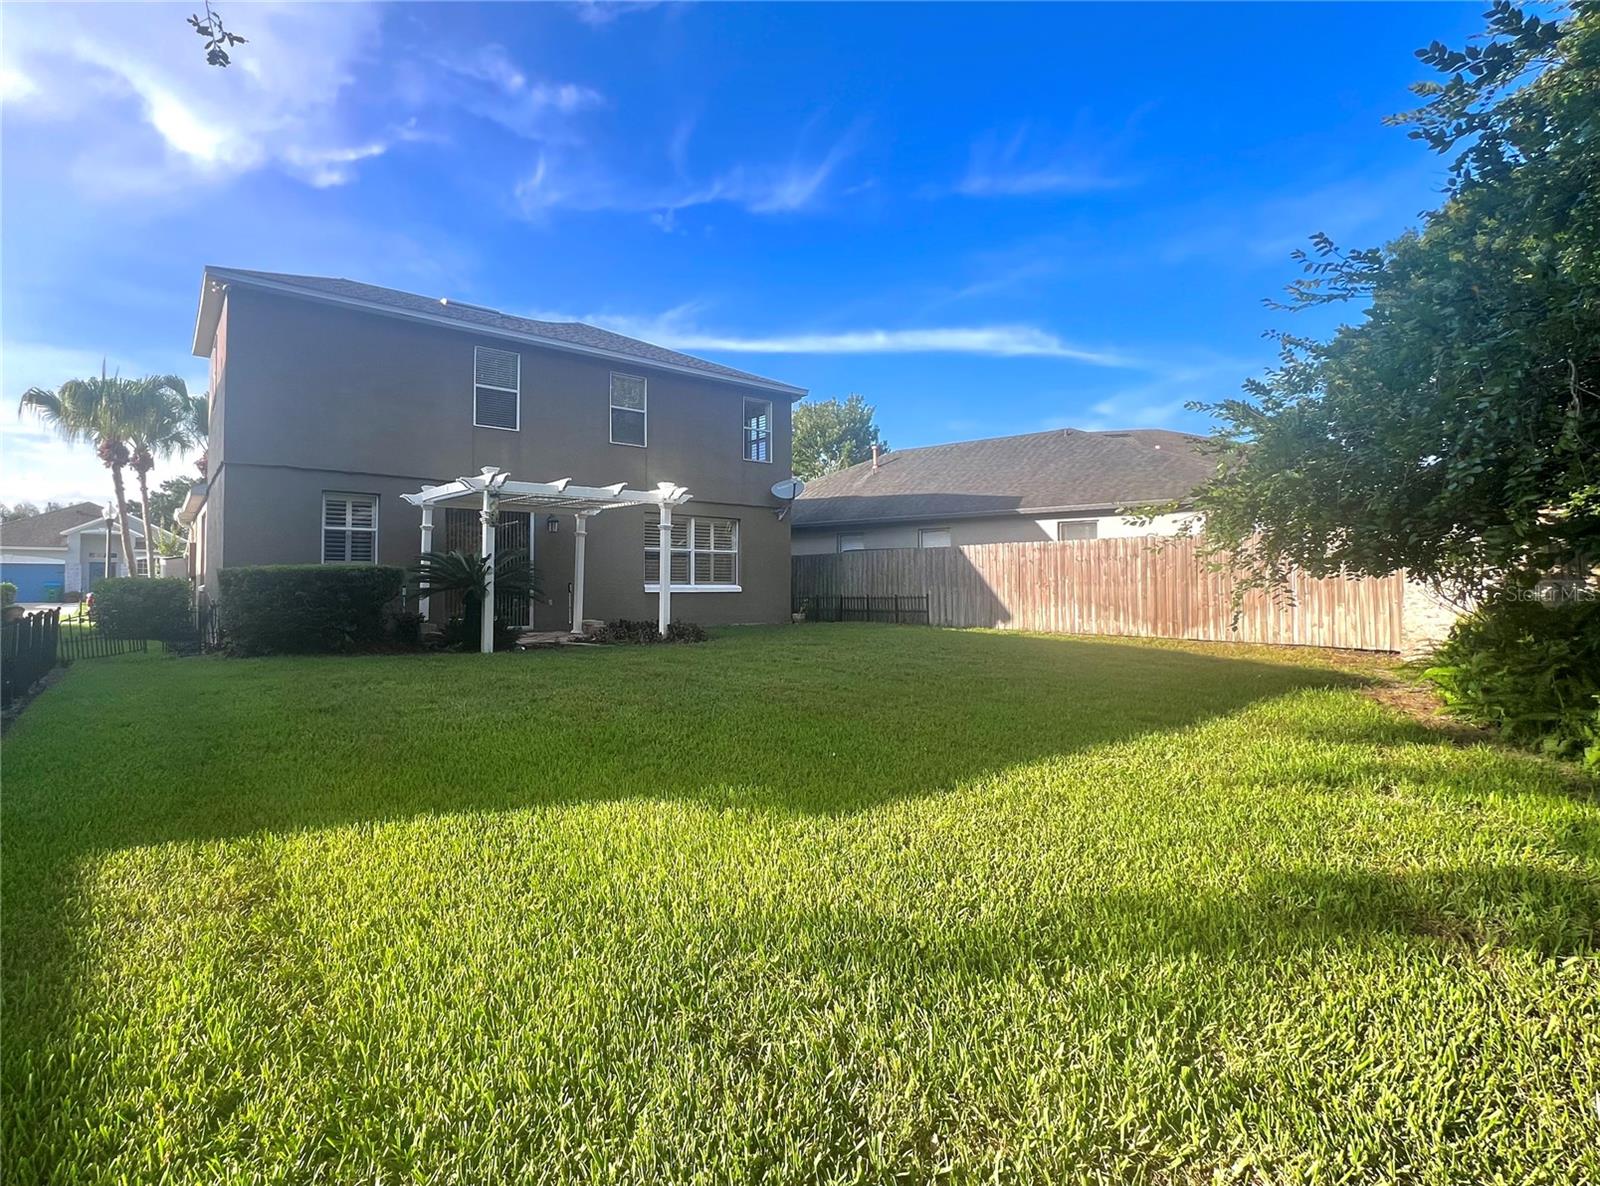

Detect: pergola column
571,512,592,635
657,502,672,637
418,504,434,620
480,483,496,655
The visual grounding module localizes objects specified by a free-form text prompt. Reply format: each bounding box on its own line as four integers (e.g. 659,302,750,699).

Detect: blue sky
1,1,1486,506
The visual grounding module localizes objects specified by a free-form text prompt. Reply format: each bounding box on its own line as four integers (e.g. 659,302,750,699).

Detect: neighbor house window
743,397,772,462
1057,519,1098,540
918,527,952,549
323,493,378,563
644,515,739,589
837,533,865,553
474,346,520,430
610,373,647,447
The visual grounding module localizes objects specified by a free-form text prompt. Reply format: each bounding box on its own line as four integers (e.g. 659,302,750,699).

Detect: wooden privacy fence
793,537,1405,651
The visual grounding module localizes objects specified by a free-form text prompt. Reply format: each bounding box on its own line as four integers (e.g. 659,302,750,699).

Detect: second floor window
1057,519,1098,540
323,493,378,563
743,397,772,462
611,373,647,447
474,346,520,430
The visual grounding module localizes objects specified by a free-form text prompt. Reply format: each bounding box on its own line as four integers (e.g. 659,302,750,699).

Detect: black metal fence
800,594,930,624
57,621,149,662
196,603,223,652
2,608,62,706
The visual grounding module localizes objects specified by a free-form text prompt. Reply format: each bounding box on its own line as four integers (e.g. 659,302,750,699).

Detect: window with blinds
322,493,378,564
743,397,772,462
610,373,647,446
474,346,520,430
644,515,739,588
1057,519,1098,540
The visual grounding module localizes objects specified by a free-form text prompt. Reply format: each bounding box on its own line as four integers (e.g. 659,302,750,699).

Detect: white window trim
610,372,648,448
918,526,953,549
643,583,743,594
1056,518,1099,540
837,532,865,553
474,346,521,432
321,492,379,565
644,514,739,591
743,396,773,464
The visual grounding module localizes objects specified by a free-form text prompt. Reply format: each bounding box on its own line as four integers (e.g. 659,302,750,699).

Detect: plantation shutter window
1057,519,1098,541
837,533,865,553
323,493,378,564
918,527,952,549
474,346,520,430
610,373,647,447
743,397,772,462
644,514,738,589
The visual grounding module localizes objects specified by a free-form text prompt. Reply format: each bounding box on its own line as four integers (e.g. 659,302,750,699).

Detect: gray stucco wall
792,511,1200,555
201,286,794,626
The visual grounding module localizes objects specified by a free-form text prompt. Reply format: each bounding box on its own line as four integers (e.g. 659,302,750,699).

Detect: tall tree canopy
792,394,888,481
1197,2,1599,602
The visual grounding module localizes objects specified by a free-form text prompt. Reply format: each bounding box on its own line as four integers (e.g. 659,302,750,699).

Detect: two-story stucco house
184,267,805,629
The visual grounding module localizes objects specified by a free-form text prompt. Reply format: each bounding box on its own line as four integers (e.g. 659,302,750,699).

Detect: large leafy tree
144,476,202,530
1197,2,1599,602
792,394,888,481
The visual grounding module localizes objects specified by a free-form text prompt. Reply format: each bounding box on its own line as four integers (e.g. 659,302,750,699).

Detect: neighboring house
184,266,805,627
791,427,1214,554
0,502,148,599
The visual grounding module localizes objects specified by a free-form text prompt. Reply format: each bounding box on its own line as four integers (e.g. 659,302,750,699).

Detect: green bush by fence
218,565,404,655
1425,595,1599,766
1,582,16,607
91,577,192,640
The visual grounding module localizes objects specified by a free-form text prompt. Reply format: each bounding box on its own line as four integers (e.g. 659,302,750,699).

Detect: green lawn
3,626,1597,1184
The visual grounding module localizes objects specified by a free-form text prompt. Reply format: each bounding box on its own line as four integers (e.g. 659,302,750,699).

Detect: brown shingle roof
791,428,1217,527
0,501,104,547
205,267,804,395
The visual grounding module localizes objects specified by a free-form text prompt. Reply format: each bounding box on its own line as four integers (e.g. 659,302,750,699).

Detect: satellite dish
770,477,806,501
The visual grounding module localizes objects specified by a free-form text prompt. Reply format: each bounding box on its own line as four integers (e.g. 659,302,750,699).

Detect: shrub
218,565,404,656
594,619,707,645
436,609,523,652
1425,595,1600,766
0,582,15,607
390,610,425,649
91,577,192,640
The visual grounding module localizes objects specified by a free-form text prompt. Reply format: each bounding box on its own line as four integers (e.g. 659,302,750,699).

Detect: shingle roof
0,502,104,547
791,428,1218,527
206,267,804,395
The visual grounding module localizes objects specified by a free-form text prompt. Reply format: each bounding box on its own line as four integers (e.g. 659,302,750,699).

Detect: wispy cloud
516,121,863,222
570,1,665,27
523,304,1134,365
938,123,1134,199
431,44,604,140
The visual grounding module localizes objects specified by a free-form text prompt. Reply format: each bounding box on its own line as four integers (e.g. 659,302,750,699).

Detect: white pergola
401,467,694,653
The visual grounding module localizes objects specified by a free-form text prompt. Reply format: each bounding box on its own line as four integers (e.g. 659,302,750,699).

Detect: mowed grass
3,626,1597,1185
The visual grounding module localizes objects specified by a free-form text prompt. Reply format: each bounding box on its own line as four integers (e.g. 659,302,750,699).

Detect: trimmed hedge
1425,595,1599,766
218,565,404,655
91,577,192,640
0,582,15,606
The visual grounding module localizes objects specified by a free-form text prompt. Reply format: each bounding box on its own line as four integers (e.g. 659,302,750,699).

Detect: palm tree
409,548,540,648
17,363,151,577
127,381,206,576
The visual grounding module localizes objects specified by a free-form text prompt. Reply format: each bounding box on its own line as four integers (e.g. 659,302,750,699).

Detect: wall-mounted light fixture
546,515,560,533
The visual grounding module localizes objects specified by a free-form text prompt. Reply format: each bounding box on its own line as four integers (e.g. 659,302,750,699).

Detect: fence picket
794,537,1404,651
